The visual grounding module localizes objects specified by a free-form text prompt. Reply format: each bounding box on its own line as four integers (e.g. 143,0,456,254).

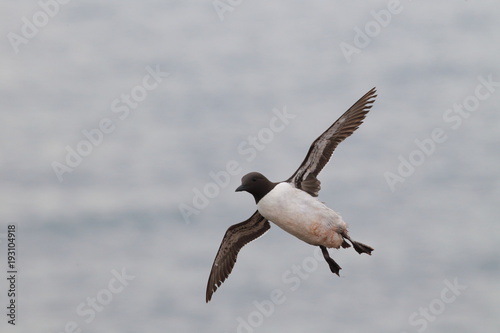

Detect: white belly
256,182,347,248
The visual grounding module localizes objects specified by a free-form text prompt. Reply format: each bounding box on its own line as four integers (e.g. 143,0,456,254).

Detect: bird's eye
252,178,257,182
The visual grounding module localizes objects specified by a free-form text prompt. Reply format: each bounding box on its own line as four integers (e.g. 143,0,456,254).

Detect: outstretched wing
206,211,270,302
287,87,377,196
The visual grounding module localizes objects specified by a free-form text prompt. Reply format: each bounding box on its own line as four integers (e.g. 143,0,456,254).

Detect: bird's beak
235,184,246,192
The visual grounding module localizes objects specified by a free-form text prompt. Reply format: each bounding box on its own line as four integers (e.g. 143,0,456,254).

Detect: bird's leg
319,245,341,276
342,233,374,255
341,240,351,248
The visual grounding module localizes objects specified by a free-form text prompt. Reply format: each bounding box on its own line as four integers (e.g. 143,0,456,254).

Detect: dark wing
287,87,377,196
206,211,270,302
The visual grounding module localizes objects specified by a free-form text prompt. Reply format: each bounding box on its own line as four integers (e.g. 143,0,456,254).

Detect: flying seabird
206,88,377,302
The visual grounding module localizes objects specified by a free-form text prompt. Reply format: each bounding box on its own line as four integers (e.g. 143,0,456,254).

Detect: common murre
206,88,377,302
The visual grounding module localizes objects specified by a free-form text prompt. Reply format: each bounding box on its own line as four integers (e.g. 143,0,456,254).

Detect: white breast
257,182,347,248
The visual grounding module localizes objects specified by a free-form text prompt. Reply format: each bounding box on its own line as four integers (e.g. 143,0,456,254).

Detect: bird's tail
342,233,373,255
351,240,373,255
